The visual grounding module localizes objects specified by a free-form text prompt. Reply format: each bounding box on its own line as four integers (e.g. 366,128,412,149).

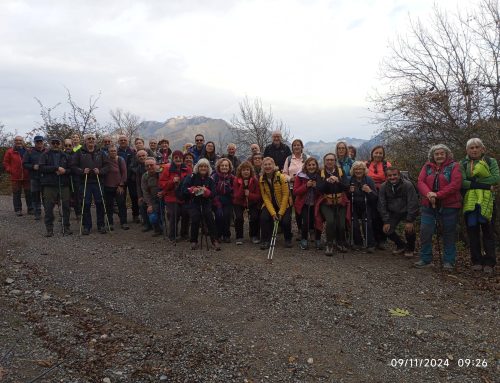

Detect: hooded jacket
3,146,29,181
378,178,419,223
39,149,72,187
293,171,323,215
159,162,191,203
417,158,462,208
233,176,261,207
259,171,290,217
23,147,45,181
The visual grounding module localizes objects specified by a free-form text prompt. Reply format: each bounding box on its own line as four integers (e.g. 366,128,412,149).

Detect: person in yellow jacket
259,157,293,250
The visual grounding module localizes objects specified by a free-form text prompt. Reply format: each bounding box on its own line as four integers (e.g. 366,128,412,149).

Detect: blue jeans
419,206,459,265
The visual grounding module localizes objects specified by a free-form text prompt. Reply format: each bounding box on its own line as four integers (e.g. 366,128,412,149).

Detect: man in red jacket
3,136,32,216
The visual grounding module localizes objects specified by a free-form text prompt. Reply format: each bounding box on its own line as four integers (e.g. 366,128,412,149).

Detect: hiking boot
300,239,309,250
392,248,406,256
376,242,387,251
404,251,414,258
366,247,375,253
315,240,323,250
133,215,141,224
82,228,90,235
285,240,293,248
109,224,114,231
98,226,107,234
260,242,270,250
121,224,130,230
222,237,231,244
15,211,23,217
337,244,347,253
483,266,494,275
325,244,333,256
191,242,198,250
442,263,454,271
28,208,34,215
152,230,162,237
64,227,73,236
236,238,243,245
471,264,482,271
252,237,260,244
142,226,152,232
414,260,432,268
34,214,41,221
45,228,54,237
212,240,221,251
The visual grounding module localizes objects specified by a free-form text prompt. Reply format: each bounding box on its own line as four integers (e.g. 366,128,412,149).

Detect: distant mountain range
138,116,376,158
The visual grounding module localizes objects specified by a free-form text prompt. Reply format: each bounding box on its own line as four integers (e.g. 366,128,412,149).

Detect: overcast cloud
1,0,462,141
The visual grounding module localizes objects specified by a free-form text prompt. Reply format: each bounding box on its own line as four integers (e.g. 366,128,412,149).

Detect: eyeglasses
64,145,73,148
103,140,111,144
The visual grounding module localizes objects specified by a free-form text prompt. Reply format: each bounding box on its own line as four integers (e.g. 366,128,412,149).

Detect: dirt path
0,196,498,382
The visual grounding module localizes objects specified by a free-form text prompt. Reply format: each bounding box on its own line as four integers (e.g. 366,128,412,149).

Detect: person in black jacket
23,135,45,220
378,167,419,257
182,158,220,250
263,131,292,171
39,137,72,237
72,134,108,235
317,153,349,255
348,161,378,252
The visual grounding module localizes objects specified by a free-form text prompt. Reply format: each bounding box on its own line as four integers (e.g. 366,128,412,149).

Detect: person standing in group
247,144,261,161
141,157,164,237
23,135,45,220
38,137,72,237
149,138,158,160
415,144,462,270
3,135,32,216
71,134,82,153
251,153,263,177
259,157,293,250
203,141,220,169
233,161,262,245
222,143,241,174
157,139,172,165
282,138,308,233
103,145,129,231
366,145,392,249
100,136,113,156
132,150,150,231
189,134,206,164
317,153,349,255
183,142,193,154
63,139,80,220
71,134,108,235
183,152,194,170
460,138,499,274
348,145,357,160
211,158,235,243
263,131,292,171
336,141,354,180
159,150,192,241
117,135,140,223
181,158,220,250
378,167,419,258
293,157,323,250
348,161,378,252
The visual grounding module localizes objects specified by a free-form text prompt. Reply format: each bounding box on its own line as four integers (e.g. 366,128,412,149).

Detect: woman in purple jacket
415,144,462,270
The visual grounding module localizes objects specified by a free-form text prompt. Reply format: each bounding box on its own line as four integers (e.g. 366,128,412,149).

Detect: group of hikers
2,130,498,274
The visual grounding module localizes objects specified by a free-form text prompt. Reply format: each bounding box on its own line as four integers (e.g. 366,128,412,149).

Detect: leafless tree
371,0,500,175
109,108,142,143
66,88,102,136
0,122,15,147
230,96,291,156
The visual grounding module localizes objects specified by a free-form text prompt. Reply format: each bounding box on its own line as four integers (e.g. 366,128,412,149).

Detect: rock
42,293,51,300
307,357,314,364
5,277,14,284
159,375,168,381
102,378,111,383
416,330,424,336
10,289,22,295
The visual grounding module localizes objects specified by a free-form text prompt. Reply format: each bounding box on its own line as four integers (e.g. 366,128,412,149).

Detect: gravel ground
0,195,498,383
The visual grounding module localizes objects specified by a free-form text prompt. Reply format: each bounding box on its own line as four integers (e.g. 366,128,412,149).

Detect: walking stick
79,173,88,235
350,191,354,248
96,173,111,232
58,175,65,236
434,203,443,269
267,219,279,263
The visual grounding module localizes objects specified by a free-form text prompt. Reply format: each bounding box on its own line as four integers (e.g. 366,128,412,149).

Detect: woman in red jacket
293,157,323,250
233,161,262,245
159,150,192,241
415,144,462,270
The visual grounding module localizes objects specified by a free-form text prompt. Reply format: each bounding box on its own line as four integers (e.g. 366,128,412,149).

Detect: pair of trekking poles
79,172,111,235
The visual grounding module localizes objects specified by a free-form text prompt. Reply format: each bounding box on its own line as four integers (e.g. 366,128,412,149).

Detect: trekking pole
267,219,279,262
434,204,443,269
79,173,88,235
364,194,368,249
350,191,354,248
96,173,111,232
58,175,65,236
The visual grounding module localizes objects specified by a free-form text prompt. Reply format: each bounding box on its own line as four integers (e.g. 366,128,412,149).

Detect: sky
0,0,462,142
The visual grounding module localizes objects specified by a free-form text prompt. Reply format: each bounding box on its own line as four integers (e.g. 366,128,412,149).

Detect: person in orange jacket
3,135,32,216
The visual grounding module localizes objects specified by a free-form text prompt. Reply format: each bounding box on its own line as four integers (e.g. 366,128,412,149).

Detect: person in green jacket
460,138,499,274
